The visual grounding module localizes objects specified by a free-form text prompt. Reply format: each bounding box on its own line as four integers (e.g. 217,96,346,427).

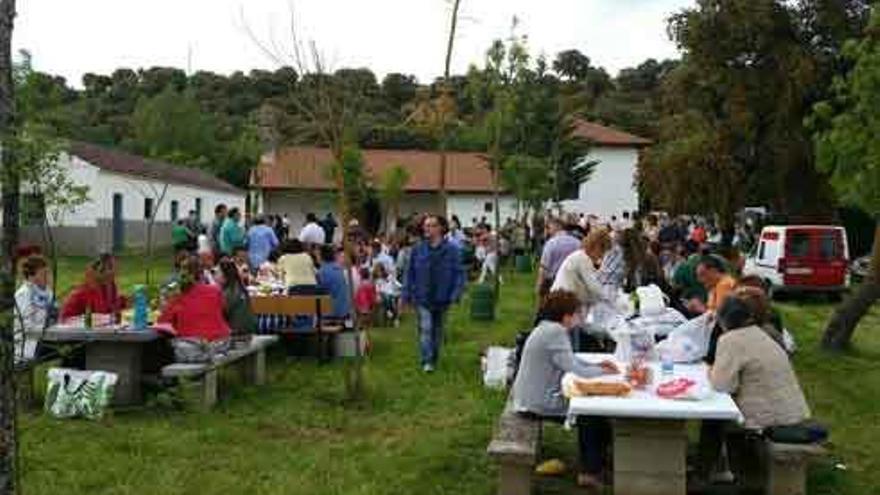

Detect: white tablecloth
567,353,744,423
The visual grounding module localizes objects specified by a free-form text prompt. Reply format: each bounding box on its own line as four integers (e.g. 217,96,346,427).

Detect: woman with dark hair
157,255,231,362
61,253,128,321
215,257,257,342
512,290,619,488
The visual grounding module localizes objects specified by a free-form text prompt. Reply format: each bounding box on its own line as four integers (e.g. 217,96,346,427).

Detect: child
257,249,283,285
232,246,251,286
373,264,402,327
354,266,377,327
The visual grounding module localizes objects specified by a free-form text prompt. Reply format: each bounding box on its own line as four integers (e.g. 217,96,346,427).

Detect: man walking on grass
404,215,465,373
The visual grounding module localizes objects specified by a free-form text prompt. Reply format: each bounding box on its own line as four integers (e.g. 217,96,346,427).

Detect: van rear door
782,228,847,287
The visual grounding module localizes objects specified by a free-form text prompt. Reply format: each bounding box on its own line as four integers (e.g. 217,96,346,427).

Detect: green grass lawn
16,256,880,494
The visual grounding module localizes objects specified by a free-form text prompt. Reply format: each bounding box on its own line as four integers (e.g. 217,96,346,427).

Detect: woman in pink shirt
158,255,231,362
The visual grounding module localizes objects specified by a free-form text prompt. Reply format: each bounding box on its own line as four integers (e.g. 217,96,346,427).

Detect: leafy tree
553,49,592,82
809,8,880,351
129,87,217,168
643,0,862,245
378,164,410,234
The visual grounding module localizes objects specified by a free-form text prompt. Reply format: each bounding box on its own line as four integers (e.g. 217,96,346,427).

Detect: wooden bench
250,294,341,362
487,392,542,495
765,440,827,495
161,335,278,409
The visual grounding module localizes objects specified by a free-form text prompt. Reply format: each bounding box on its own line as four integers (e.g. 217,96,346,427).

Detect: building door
112,193,125,252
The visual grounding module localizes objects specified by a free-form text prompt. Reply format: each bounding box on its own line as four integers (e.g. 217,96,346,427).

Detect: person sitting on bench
700,287,811,482
14,255,56,362
511,290,619,489
158,255,231,363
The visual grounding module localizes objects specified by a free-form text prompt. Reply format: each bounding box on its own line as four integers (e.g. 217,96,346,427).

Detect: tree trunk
821,221,880,352
438,0,462,215
0,1,19,493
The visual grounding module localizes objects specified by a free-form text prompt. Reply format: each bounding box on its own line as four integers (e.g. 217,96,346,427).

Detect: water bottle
661,352,674,376
132,285,148,330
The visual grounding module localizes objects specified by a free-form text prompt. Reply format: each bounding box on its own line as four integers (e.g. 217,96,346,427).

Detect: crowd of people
510,211,810,489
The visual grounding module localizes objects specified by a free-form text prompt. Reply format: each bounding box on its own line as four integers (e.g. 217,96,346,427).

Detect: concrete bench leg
241,350,267,386
14,367,36,409
495,456,533,495
613,419,688,495
767,454,808,495
200,369,218,410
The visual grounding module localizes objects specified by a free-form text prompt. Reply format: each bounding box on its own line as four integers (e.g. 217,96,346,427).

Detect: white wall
93,170,244,226
561,147,639,221
446,194,518,228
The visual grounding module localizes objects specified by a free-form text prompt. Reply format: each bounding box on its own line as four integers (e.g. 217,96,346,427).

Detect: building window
484,202,493,213
170,200,179,222
21,193,45,226
144,198,155,220
195,198,203,223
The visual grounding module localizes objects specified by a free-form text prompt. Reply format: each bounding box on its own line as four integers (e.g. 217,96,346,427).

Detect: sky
14,0,694,88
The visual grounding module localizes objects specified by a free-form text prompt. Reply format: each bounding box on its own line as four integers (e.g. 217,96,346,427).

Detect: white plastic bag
45,368,117,420
483,346,513,389
631,308,689,338
635,285,667,316
656,313,713,363
611,319,657,364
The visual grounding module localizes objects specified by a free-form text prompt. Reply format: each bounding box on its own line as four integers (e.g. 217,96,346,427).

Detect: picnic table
567,353,743,495
29,325,161,406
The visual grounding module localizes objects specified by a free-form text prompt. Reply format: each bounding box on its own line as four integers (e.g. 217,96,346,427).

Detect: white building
250,147,518,235
560,120,651,220
13,142,245,255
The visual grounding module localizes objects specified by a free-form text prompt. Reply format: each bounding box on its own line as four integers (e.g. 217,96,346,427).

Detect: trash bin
515,254,532,273
470,283,496,321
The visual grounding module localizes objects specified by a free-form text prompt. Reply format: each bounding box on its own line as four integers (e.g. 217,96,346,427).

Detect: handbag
45,368,117,420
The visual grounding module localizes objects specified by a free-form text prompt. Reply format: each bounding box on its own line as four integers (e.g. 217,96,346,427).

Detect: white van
743,225,850,297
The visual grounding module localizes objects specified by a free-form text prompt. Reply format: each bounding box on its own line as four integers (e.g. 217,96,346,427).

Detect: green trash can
515,254,532,273
470,283,496,321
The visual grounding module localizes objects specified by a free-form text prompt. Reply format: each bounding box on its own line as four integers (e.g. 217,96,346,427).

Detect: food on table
656,378,697,399
569,378,632,397
626,363,653,389
534,459,567,476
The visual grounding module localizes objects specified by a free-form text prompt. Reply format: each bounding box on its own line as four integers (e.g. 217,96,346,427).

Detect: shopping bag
45,368,117,420
635,284,667,316
656,313,714,363
610,319,657,364
482,346,513,389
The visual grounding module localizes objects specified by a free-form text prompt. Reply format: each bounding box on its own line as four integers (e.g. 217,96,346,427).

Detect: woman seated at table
700,288,811,481
279,239,318,292
14,255,56,361
60,253,129,322
214,258,257,343
512,290,619,489
157,255,231,363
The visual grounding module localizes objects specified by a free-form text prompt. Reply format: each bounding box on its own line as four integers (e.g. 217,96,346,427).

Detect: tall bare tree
0,1,19,492
437,0,462,213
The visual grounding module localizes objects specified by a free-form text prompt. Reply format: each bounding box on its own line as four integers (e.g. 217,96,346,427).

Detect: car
743,225,850,298
851,255,874,283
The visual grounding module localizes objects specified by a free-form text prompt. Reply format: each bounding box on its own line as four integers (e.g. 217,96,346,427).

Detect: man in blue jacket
404,215,465,372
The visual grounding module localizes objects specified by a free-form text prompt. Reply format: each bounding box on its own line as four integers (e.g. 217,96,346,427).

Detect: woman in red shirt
60,254,129,322
158,255,231,363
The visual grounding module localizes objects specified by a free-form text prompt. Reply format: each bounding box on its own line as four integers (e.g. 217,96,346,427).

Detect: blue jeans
416,306,446,366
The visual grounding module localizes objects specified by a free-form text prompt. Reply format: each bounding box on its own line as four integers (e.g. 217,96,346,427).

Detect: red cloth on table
60,282,129,319
157,283,231,342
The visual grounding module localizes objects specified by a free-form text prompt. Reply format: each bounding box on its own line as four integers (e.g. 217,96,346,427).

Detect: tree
378,164,410,235
129,87,217,169
0,1,18,492
809,8,880,351
553,49,592,82
644,0,849,246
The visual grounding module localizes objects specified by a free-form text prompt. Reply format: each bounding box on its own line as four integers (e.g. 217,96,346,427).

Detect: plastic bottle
132,285,148,330
84,303,93,329
661,352,674,376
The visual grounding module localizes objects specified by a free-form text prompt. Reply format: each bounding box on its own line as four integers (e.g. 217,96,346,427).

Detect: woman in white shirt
551,228,613,308
14,255,56,362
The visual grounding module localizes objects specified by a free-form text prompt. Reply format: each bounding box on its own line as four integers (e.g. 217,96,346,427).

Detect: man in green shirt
219,207,245,256
171,220,193,252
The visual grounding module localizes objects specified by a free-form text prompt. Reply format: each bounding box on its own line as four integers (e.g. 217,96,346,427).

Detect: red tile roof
572,119,652,147
251,147,497,192
69,142,243,195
